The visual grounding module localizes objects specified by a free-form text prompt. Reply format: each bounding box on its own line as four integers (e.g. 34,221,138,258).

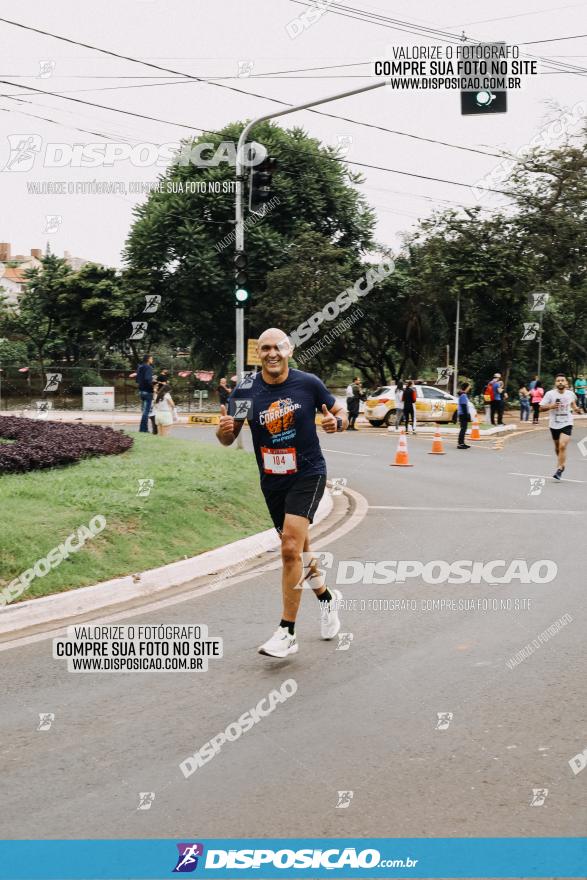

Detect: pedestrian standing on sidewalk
394,380,405,430
574,375,586,413
498,380,508,425
490,374,503,425
153,382,176,437
487,374,499,425
218,377,231,409
403,379,417,434
346,376,362,430
530,381,544,423
148,386,158,435
136,354,154,433
457,382,471,449
519,385,530,421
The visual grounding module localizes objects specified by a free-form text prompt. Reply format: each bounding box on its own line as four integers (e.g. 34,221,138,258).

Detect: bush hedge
0,417,133,474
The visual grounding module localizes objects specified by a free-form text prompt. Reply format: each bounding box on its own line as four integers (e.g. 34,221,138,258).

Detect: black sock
317,588,333,603
280,619,295,635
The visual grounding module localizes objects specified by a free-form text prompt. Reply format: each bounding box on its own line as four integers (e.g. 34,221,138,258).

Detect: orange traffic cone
469,417,481,441
391,428,413,466
428,427,446,455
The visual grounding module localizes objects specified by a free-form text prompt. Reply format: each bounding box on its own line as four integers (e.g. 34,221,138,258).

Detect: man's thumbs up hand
217,403,235,442
321,404,338,434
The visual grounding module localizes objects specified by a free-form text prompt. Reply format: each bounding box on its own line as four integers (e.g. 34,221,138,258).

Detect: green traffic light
235,288,249,302
475,90,495,107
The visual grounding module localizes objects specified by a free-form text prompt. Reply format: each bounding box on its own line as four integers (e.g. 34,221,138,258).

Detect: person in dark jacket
346,376,363,430
457,381,471,449
402,380,417,434
136,354,154,433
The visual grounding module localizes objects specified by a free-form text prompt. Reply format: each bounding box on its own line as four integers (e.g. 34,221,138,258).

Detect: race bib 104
261,446,297,475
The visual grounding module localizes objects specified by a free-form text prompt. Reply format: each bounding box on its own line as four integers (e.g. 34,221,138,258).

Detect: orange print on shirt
265,399,295,435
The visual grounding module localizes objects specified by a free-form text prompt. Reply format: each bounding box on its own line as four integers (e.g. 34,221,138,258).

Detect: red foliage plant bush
0,417,133,474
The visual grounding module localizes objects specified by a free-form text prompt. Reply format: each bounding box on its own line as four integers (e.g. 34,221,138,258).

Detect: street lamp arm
233,79,388,449
235,79,388,250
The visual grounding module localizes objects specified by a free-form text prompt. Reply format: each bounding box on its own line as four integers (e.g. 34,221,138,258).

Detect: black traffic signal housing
234,251,249,308
460,41,507,115
461,89,507,115
248,157,277,213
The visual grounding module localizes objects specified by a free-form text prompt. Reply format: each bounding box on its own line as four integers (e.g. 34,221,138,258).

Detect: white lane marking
524,452,550,457
322,448,371,457
368,505,583,514
0,489,370,652
509,472,587,484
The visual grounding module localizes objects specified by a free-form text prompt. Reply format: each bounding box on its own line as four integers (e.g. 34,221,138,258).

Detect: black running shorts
550,425,573,440
262,474,327,533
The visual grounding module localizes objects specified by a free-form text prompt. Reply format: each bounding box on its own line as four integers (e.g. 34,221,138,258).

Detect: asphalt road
2,422,587,844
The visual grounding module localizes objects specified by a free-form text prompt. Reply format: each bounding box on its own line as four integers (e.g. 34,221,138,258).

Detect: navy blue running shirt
228,369,336,487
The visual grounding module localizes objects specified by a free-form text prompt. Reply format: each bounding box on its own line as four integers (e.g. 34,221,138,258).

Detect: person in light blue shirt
574,375,586,413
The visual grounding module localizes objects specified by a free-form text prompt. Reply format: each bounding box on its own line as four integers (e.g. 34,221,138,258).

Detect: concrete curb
0,491,334,641
0,409,210,427
386,424,517,437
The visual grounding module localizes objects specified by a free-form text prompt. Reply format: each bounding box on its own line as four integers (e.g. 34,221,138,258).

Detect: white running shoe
320,589,342,640
258,626,298,658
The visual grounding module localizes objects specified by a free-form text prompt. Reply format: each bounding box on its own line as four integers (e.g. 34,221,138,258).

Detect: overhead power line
521,33,587,44
288,1,587,77
0,78,510,195
0,17,503,160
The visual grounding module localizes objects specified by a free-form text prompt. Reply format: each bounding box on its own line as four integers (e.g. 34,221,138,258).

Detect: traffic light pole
453,294,460,397
537,309,544,378
234,79,388,448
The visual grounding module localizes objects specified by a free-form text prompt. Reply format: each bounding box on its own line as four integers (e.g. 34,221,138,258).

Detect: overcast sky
0,0,585,267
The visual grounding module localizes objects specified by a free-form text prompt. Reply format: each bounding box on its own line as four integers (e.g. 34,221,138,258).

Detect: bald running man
216,328,347,658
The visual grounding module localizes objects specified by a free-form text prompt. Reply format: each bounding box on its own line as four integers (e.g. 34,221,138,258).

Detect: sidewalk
0,408,217,426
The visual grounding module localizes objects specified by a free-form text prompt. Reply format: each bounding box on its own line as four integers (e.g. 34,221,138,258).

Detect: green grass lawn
0,433,272,601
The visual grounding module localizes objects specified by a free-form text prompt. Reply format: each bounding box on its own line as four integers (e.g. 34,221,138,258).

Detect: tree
252,229,356,363
123,121,375,372
57,263,129,363
1,255,72,377
331,250,445,386
408,210,544,390
508,134,587,380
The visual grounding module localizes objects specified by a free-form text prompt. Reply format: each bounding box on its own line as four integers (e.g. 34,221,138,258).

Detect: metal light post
530,290,549,380
537,309,544,378
234,80,388,448
452,295,461,397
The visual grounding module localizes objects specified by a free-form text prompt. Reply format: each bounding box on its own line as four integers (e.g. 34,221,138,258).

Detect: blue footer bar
0,838,585,879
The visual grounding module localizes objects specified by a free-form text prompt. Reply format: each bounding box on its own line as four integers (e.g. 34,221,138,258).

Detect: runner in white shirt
540,373,581,480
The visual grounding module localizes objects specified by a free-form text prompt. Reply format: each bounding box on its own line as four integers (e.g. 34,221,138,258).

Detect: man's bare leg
558,434,570,470
280,513,311,622
280,515,333,619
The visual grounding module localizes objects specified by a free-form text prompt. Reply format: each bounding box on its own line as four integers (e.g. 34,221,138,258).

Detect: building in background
0,242,95,306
